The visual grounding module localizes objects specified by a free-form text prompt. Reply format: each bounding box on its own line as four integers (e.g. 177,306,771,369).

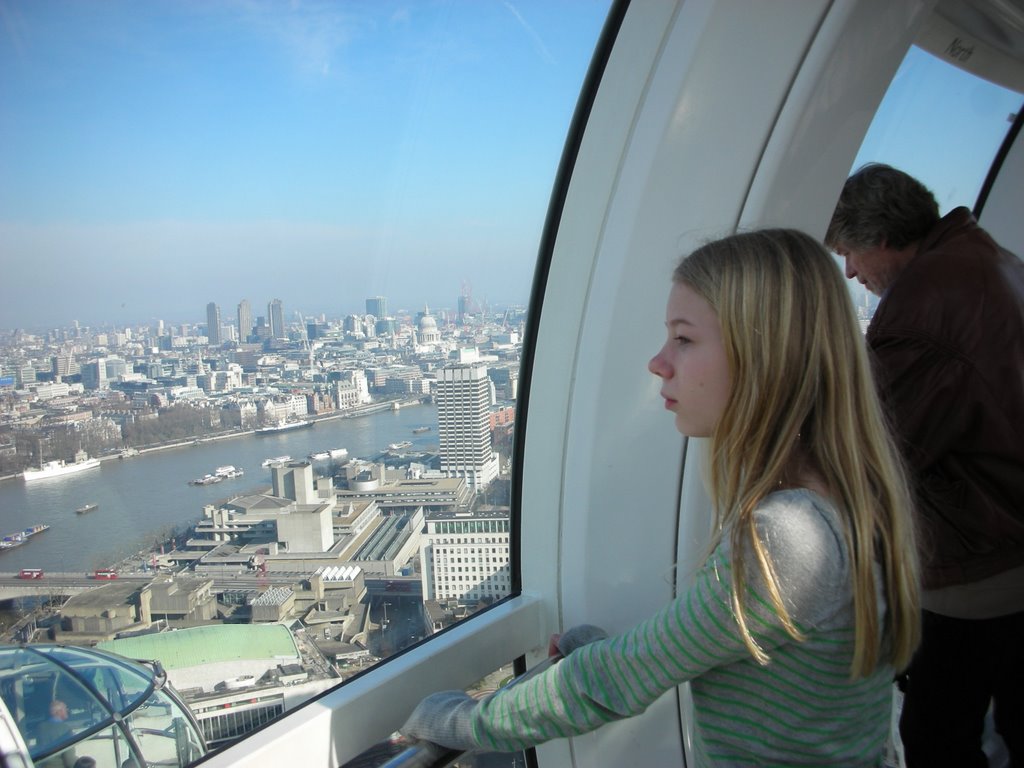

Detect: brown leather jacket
868,207,1024,589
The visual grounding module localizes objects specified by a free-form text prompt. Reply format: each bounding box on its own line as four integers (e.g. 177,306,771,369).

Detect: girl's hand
549,624,608,659
548,634,563,658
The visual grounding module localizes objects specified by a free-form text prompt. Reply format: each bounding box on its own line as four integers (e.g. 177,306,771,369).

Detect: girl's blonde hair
674,228,920,676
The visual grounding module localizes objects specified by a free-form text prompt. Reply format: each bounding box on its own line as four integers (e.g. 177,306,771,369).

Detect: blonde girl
403,228,920,766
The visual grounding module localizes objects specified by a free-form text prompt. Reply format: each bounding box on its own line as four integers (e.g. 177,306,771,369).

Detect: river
0,403,438,573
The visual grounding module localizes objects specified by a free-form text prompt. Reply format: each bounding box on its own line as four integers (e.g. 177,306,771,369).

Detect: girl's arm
403,490,848,753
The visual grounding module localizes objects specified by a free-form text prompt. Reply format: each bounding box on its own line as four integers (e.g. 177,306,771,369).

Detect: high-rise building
237,300,253,343
52,353,76,378
206,302,222,345
15,363,36,389
365,296,388,319
81,359,108,390
268,299,285,340
104,357,128,379
436,364,500,492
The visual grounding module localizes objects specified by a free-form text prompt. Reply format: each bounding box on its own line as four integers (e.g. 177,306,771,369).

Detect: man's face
833,243,909,296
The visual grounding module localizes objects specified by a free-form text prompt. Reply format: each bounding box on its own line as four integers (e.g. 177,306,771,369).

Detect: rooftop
98,624,299,669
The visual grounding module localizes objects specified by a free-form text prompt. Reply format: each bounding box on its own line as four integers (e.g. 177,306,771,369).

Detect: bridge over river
0,572,423,601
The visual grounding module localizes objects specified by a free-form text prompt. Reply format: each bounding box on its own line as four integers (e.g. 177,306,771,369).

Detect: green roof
97,624,299,670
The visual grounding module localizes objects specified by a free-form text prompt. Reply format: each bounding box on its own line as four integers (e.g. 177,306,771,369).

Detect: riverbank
0,398,439,573
122,397,425,458
0,397,427,484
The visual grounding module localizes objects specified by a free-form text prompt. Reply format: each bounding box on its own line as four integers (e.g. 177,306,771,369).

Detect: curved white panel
203,2,1017,766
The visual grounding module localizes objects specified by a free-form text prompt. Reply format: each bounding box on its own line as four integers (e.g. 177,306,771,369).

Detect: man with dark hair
827,163,1024,767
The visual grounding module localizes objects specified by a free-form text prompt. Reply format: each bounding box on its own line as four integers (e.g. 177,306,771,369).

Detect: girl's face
648,282,731,437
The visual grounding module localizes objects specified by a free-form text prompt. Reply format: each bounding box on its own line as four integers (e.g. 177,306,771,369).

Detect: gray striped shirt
468,489,893,766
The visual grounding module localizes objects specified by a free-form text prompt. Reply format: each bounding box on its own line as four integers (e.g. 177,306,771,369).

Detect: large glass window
844,45,1023,319
0,0,610,758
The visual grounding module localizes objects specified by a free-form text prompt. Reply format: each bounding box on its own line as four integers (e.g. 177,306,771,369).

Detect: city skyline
0,1,610,329
0,289,528,337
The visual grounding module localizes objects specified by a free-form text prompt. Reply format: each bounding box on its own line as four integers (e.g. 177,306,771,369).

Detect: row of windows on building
437,562,508,572
429,520,510,535
438,577,509,589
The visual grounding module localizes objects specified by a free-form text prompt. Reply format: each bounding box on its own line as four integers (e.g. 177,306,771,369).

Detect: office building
206,302,222,345
15,363,36,389
419,507,511,605
238,299,253,343
268,299,285,340
365,296,387,319
436,364,500,492
52,353,77,378
81,359,108,390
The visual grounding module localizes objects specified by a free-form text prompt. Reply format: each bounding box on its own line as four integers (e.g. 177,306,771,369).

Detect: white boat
22,456,100,482
215,465,244,478
261,456,291,467
255,420,313,435
308,451,330,461
0,524,50,549
387,441,412,451
329,448,348,458
188,474,222,486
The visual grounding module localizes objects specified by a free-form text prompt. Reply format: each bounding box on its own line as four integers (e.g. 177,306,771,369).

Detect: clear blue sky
0,1,610,329
854,46,1022,215
2,4,1021,331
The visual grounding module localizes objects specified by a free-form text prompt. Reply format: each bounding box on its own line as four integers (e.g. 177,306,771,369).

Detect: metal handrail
361,655,560,768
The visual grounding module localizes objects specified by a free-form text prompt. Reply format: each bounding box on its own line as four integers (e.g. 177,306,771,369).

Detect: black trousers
899,609,1024,767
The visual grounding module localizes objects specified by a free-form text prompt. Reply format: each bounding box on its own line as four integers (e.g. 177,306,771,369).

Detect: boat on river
329,448,348,458
75,503,99,515
0,524,51,550
189,474,222,486
190,465,243,485
23,453,100,482
255,420,313,435
262,456,291,467
412,426,431,434
308,451,330,461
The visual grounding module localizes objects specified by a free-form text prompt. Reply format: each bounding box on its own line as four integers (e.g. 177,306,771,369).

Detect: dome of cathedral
418,305,439,336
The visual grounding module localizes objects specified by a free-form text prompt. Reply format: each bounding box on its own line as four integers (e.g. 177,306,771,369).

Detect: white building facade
419,508,511,605
436,364,499,492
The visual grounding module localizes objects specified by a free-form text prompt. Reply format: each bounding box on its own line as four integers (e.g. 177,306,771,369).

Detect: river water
0,404,438,573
